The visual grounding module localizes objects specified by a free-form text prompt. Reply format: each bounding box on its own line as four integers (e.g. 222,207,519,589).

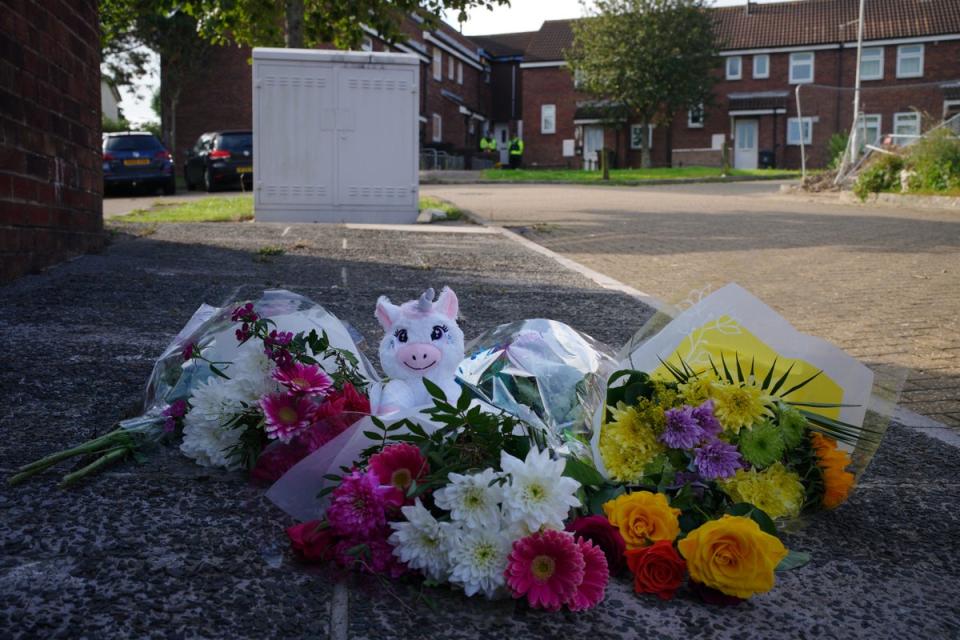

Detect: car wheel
163,178,176,195
204,168,218,193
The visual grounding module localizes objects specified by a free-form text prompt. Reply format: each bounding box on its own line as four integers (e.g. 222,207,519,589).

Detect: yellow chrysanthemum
599,401,665,483
720,463,806,520
710,381,774,433
678,374,717,406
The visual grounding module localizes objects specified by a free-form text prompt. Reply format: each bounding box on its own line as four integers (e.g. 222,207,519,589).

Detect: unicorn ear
435,287,459,320
375,295,400,330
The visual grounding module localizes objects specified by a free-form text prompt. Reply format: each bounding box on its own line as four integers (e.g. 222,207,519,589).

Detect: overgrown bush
102,115,132,133
827,132,848,169
905,128,960,192
853,152,903,201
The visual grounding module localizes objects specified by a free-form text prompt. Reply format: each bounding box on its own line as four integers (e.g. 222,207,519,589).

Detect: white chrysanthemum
433,468,504,530
225,343,279,404
179,377,244,470
445,523,512,599
389,500,450,581
500,448,581,532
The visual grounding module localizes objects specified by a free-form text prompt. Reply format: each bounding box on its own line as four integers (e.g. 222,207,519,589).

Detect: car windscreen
104,135,164,151
218,133,253,152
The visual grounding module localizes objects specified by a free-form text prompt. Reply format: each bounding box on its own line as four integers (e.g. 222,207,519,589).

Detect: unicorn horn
417,288,435,312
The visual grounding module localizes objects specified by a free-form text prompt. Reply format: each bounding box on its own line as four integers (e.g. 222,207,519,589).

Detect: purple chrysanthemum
693,438,743,480
660,406,705,449
692,400,723,438
326,469,397,537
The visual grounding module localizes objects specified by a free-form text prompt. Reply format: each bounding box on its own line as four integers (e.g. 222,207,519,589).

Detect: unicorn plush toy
375,287,465,413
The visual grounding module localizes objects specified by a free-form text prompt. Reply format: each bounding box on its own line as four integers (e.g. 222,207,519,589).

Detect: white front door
583,125,604,170
493,123,509,165
734,119,758,169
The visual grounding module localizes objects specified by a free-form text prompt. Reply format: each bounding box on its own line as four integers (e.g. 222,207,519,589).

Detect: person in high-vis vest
508,134,524,169
479,133,497,154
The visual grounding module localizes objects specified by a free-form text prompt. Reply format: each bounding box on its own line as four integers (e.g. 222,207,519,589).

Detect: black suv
102,132,176,195
184,131,253,192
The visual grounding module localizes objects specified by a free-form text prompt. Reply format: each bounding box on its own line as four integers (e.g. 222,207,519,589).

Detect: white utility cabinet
252,48,419,223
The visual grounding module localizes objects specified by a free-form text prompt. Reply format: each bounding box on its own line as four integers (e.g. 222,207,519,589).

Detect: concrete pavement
423,181,960,429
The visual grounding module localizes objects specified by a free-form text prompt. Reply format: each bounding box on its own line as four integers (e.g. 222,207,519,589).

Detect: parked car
102,132,176,195
183,130,253,192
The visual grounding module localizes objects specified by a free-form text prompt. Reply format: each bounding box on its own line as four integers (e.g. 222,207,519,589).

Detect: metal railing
419,149,464,171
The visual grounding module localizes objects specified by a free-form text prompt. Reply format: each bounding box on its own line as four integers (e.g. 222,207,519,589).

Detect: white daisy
445,522,512,599
180,377,244,470
433,468,504,530
389,500,450,582
499,447,581,532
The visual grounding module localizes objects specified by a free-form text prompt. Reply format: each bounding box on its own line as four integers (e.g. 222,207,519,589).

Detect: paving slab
1,221,958,639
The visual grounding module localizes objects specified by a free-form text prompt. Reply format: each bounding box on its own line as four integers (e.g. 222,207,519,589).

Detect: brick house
169,0,960,174
517,0,960,169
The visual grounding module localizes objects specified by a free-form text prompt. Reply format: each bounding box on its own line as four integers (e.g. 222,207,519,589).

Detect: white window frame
360,36,373,52
752,54,769,79
945,100,960,119
726,56,742,80
859,47,884,81
432,48,442,81
893,111,920,143
858,114,882,146
457,61,463,84
540,104,556,134
573,68,585,89
786,117,813,145
896,44,924,79
687,104,704,128
432,113,442,142
629,124,655,150
448,56,455,80
789,52,814,84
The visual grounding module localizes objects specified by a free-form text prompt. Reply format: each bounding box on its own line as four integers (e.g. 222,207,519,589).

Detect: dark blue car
103,132,176,195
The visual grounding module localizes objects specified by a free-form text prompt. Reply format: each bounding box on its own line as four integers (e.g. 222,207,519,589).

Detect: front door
493,123,509,165
734,119,758,169
583,125,604,170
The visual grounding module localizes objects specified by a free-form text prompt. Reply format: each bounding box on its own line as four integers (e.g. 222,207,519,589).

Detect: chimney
745,0,752,15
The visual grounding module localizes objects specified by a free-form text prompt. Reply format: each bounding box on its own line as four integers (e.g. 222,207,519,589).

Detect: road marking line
329,580,349,640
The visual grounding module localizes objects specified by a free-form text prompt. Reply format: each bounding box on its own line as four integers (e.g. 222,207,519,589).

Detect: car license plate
237,166,252,174
123,158,150,166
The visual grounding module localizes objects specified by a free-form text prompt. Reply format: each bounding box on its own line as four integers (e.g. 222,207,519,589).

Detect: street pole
848,0,866,167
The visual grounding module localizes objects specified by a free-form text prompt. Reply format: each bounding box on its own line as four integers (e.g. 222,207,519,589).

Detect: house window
945,100,960,120
541,104,556,134
753,54,769,79
789,52,814,84
787,117,813,145
468,118,475,135
457,61,463,84
448,56,455,79
432,113,442,142
629,124,655,149
432,48,442,81
893,111,920,143
726,56,742,80
688,104,704,128
860,47,884,81
360,36,374,52
897,44,924,78
573,68,585,89
857,114,882,147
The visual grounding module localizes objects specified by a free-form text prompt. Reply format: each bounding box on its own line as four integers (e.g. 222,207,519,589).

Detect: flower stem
7,429,130,486
59,447,130,488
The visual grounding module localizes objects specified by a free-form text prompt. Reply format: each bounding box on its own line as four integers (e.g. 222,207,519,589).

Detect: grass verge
480,167,800,184
418,196,462,220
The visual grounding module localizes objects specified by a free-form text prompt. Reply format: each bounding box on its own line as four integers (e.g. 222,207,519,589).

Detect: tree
179,0,510,50
567,0,718,168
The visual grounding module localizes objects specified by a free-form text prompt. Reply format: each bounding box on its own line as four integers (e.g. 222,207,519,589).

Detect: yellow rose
603,491,681,549
678,515,788,599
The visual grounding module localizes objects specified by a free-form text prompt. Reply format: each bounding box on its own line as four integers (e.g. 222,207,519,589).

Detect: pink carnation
566,538,609,612
273,363,333,396
505,529,586,612
260,392,315,443
326,469,399,537
369,443,429,498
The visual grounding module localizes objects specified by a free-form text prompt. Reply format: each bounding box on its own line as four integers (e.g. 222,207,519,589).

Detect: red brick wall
0,0,104,283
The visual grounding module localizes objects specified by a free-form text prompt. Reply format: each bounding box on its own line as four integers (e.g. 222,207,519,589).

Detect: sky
117,0,787,125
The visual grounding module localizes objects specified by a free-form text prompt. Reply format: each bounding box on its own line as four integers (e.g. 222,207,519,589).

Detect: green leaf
760,356,778,391
726,502,778,537
779,370,823,398
422,378,447,401
587,484,625,515
776,550,812,572
563,457,605,487
362,430,383,441
769,362,797,396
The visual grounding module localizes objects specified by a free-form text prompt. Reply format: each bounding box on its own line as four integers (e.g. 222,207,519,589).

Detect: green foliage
566,0,719,167
852,152,904,201
102,115,133,133
904,127,960,192
827,132,848,170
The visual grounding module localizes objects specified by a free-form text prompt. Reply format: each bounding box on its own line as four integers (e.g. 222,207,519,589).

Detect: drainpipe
796,85,806,179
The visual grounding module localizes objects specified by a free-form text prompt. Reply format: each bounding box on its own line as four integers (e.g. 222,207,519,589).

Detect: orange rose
603,491,681,549
678,515,788,599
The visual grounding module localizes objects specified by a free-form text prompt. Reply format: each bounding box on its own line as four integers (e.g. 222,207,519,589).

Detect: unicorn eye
431,325,447,341
395,329,408,343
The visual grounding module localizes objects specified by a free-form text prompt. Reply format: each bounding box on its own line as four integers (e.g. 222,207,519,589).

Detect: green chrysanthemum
776,403,807,450
738,420,785,468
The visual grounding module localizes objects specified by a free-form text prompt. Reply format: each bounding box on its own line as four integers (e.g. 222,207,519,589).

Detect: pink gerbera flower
566,538,609,612
260,392,315,442
368,443,429,497
273,363,333,396
326,469,399,537
505,529,586,611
